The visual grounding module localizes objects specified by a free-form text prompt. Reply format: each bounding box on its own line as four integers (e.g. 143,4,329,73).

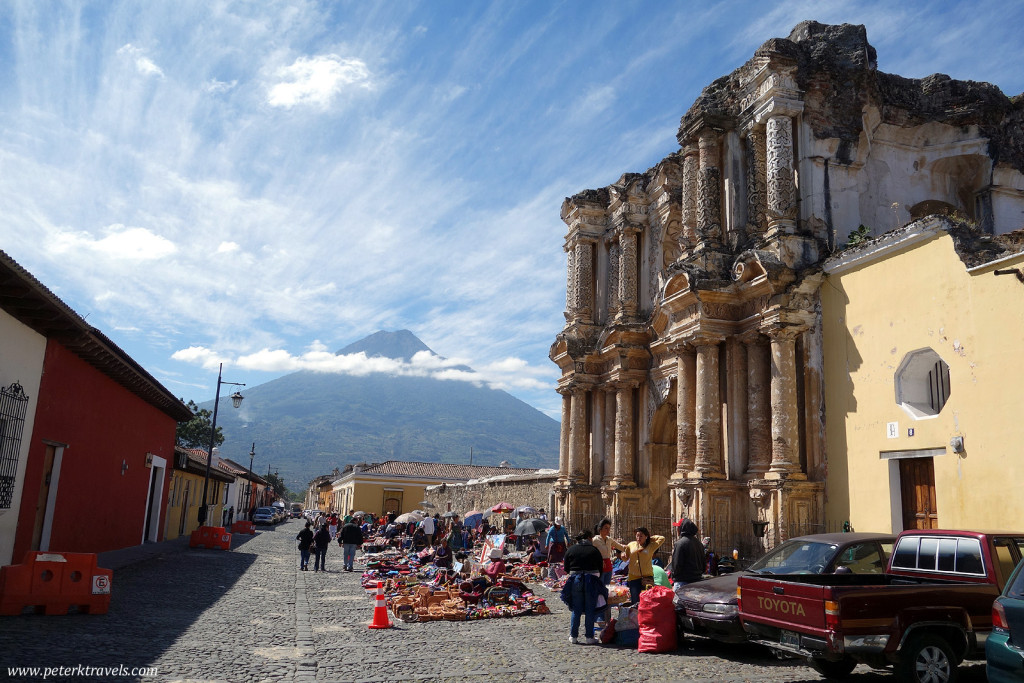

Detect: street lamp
198,362,245,527
246,442,256,517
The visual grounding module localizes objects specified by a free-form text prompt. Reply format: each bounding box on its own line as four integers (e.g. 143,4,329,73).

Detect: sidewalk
96,534,190,570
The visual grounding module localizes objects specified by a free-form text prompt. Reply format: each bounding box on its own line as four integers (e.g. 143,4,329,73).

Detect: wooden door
30,445,57,550
900,457,938,530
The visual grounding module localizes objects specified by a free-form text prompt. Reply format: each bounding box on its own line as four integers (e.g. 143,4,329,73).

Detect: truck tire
808,657,856,680
897,634,958,683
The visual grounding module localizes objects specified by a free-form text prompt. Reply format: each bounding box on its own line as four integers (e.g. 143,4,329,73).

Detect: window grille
0,381,30,509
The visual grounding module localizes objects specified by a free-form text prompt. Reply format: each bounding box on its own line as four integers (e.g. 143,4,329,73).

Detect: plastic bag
637,585,677,653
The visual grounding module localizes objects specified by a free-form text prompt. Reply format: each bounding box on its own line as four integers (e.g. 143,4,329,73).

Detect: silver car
253,507,276,525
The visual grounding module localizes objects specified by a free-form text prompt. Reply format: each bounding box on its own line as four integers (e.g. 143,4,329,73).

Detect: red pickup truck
737,529,1024,682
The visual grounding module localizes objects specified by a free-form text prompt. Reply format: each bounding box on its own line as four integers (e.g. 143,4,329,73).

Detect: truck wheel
897,634,958,683
809,657,856,680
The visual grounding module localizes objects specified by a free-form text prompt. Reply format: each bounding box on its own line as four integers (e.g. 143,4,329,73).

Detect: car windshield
1008,560,1024,600
749,540,838,574
256,508,273,514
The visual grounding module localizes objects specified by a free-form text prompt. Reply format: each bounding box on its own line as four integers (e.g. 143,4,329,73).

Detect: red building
2,253,191,560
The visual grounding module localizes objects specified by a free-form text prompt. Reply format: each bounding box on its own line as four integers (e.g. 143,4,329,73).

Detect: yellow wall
822,227,1024,532
330,477,437,517
164,469,228,539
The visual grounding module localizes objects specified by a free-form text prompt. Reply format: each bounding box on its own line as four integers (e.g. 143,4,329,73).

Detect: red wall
13,341,179,558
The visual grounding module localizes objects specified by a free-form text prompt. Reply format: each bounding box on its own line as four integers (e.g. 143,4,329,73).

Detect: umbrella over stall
419,501,437,508
394,511,425,524
491,502,514,513
513,518,548,536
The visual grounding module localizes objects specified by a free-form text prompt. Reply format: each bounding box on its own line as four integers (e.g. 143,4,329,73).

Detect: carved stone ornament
696,167,722,242
766,115,796,218
650,375,671,406
676,488,693,505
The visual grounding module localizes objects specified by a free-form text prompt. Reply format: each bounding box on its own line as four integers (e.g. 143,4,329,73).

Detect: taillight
993,600,1009,630
736,586,742,611
825,599,841,629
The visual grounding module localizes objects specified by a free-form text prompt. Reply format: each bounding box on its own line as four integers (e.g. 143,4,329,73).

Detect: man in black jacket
338,517,364,572
670,518,705,589
312,524,331,572
296,522,314,571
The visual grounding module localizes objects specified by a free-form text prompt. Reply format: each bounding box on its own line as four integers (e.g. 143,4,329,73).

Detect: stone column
591,388,604,485
617,228,638,319
694,338,724,476
696,131,722,246
745,335,771,474
607,241,620,319
573,239,594,323
726,337,749,477
681,143,699,246
565,247,576,318
613,383,636,486
558,390,571,480
568,388,588,482
674,348,697,477
768,328,803,476
766,115,796,234
603,388,616,484
746,128,768,237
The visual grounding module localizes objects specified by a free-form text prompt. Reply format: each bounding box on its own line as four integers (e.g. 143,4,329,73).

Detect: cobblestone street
0,521,988,682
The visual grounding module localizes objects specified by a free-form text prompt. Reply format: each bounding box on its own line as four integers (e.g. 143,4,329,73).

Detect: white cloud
171,346,226,370
46,225,177,261
267,55,372,109
205,79,237,94
116,43,165,78
216,241,240,253
176,342,554,395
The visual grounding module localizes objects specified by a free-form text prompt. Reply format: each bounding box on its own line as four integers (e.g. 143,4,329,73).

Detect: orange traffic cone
368,581,392,629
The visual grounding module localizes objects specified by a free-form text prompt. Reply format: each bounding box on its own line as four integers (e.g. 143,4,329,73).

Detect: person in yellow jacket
622,527,665,604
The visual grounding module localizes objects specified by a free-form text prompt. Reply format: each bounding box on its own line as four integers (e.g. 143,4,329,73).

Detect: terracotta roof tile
357,460,537,481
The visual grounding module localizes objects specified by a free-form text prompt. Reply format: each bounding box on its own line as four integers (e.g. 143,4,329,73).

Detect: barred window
0,382,30,509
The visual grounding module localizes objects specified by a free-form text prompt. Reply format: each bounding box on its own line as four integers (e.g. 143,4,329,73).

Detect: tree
176,400,225,449
265,471,289,501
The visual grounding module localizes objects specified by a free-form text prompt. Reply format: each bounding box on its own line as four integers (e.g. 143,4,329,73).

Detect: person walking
447,515,464,550
545,517,570,564
670,518,705,602
338,516,364,572
561,531,607,645
420,514,436,546
312,522,331,572
622,527,665,605
591,518,627,585
296,521,314,571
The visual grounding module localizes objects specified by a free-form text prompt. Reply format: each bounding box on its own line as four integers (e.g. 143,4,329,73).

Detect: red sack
637,585,677,653
600,618,617,644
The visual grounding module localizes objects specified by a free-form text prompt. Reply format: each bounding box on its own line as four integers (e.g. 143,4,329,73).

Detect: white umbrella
394,511,425,524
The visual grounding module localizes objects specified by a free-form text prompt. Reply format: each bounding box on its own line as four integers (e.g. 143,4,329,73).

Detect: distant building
329,461,537,517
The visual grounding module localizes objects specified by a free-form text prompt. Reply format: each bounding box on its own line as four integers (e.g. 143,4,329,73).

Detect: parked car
677,532,894,643
988,557,1024,683
252,507,276,525
739,529,1024,682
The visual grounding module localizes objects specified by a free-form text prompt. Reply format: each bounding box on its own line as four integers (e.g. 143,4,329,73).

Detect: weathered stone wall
423,473,559,516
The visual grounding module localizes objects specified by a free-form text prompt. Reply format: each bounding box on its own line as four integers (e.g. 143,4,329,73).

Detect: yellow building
822,216,1024,532
165,447,236,539
329,461,535,517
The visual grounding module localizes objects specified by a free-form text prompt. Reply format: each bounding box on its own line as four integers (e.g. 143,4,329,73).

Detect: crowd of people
294,506,708,646
559,517,706,645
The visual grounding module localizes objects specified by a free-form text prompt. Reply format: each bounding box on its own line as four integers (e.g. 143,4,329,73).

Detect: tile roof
0,249,192,421
356,461,538,481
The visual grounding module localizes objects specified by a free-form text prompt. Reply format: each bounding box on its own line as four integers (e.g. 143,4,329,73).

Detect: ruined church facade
549,22,1024,548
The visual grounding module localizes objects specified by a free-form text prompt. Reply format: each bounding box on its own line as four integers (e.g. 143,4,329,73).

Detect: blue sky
2,0,1022,420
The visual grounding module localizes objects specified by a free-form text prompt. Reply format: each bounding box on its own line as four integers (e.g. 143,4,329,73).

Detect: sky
2,0,1022,421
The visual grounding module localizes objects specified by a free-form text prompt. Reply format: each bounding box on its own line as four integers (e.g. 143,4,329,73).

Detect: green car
988,557,1024,682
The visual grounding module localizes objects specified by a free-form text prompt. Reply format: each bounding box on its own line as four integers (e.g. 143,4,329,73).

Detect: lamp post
198,362,245,527
246,442,256,518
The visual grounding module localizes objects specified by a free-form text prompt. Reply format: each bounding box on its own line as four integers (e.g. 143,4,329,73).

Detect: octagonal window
895,348,951,419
